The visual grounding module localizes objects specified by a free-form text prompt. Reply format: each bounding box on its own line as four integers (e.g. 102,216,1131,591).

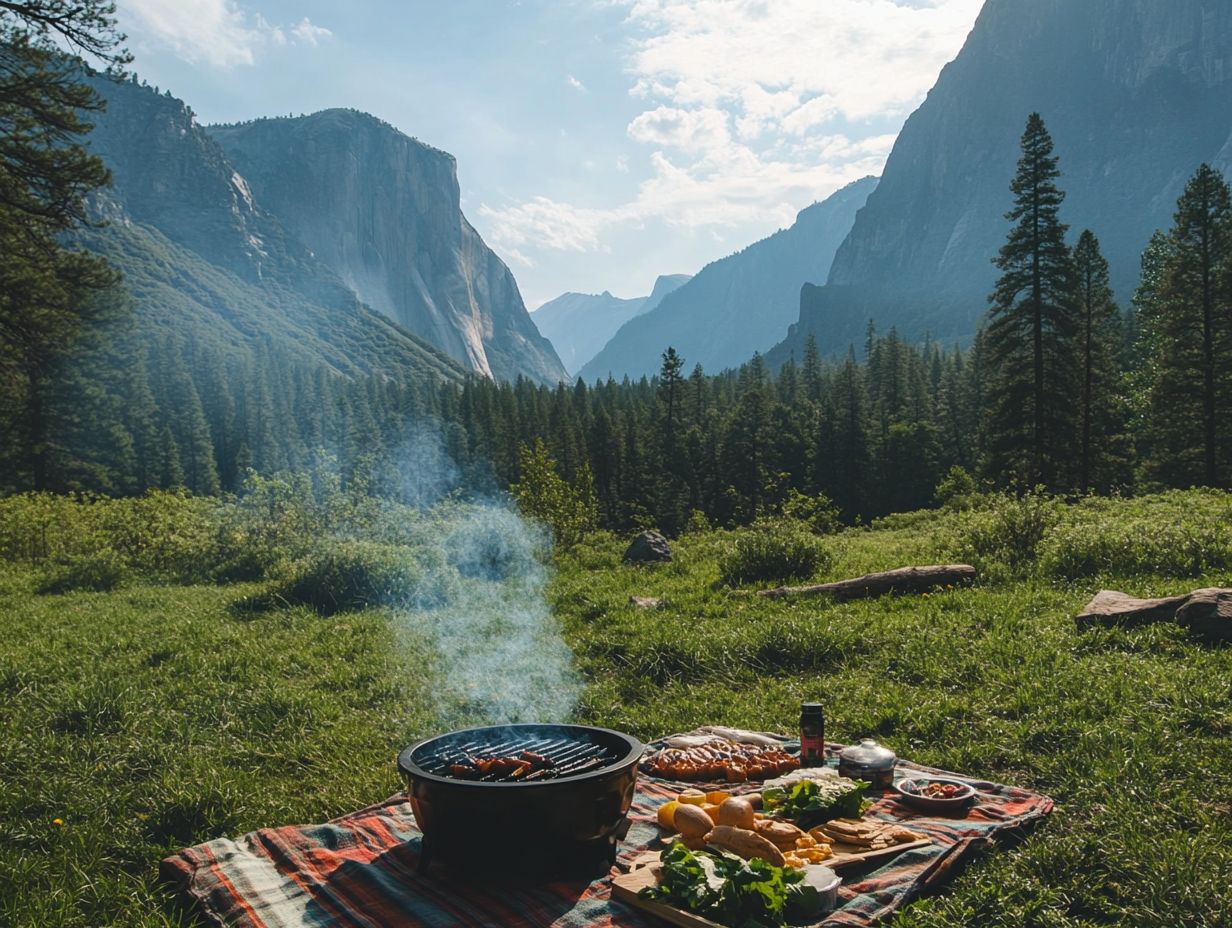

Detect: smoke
381,425,583,729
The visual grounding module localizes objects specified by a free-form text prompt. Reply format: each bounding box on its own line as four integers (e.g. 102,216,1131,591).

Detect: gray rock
623,530,672,564
629,596,662,609
1175,588,1232,642
1077,587,1232,642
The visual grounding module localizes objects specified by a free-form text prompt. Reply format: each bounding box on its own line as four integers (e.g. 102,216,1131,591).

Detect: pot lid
838,738,897,768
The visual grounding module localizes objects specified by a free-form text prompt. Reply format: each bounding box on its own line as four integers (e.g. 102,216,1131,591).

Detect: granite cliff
82,75,465,382
770,0,1232,362
209,110,565,383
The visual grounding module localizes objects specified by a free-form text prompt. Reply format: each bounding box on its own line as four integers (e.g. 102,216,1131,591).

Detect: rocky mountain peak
209,111,565,383
771,0,1232,363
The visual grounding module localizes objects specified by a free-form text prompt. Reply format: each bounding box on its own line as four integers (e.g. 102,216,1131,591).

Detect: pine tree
984,113,1078,490
822,353,871,520
0,3,129,490
1144,165,1232,487
658,347,685,449
802,335,823,404
1072,230,1131,492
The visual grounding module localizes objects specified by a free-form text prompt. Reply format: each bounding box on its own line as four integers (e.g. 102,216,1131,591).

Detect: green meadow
1,490,1229,927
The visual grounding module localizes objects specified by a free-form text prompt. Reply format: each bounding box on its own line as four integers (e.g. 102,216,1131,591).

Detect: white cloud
567,74,588,92
119,0,332,68
482,0,982,263
627,106,730,154
292,18,333,47
619,0,983,122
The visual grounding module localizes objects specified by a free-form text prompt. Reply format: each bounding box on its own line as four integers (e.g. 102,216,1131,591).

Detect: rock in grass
1174,589,1232,642
1076,590,1191,628
623,530,672,564
629,596,661,609
1077,588,1232,642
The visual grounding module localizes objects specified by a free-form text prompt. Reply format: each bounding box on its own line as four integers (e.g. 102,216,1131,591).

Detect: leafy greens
641,842,821,928
761,777,870,828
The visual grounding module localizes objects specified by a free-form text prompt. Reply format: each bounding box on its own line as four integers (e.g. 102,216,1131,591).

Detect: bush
510,439,598,548
38,552,130,594
718,522,830,587
271,541,447,616
934,466,980,510
780,491,842,535
1039,491,1232,579
955,489,1063,573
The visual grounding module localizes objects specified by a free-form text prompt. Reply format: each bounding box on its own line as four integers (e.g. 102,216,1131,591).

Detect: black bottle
799,702,826,767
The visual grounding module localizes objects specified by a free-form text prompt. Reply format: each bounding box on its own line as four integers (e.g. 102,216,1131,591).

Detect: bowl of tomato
891,776,976,813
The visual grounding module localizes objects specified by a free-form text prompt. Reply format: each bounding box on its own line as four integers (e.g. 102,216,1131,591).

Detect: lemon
656,799,680,829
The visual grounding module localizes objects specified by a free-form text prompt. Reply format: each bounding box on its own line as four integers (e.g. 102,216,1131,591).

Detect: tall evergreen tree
984,113,1078,490
1072,230,1131,492
0,1,129,490
1144,165,1232,487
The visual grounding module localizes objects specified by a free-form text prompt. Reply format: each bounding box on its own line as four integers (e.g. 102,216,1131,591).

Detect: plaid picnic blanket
161,741,1052,928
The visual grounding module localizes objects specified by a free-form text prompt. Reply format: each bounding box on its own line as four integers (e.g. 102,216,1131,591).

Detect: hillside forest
3,21,1232,537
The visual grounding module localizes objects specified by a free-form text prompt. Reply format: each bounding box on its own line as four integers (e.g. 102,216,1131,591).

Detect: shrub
38,552,130,594
272,541,441,616
934,466,980,510
718,522,830,587
510,439,598,548
955,489,1063,573
1039,491,1232,578
780,491,842,535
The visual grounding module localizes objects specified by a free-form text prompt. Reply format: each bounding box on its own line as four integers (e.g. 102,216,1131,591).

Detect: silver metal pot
837,739,897,790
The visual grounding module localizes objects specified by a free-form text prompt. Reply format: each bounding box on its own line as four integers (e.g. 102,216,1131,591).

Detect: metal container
837,739,897,790
804,865,842,914
398,723,644,878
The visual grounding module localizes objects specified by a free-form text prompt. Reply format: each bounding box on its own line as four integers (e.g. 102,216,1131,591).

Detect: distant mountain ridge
580,177,877,381
769,0,1232,363
532,274,691,377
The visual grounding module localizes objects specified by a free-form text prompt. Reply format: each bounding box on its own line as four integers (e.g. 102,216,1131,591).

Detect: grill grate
418,734,619,782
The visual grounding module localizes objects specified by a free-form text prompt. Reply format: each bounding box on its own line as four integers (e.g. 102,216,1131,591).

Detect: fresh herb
641,842,809,928
761,777,870,827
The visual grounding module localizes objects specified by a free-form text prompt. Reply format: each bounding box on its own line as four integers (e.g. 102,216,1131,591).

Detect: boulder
1174,588,1232,642
1075,590,1191,628
1076,587,1232,642
629,596,662,609
623,530,672,564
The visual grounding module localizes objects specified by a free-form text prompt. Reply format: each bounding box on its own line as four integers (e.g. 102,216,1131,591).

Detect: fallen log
1077,588,1232,641
758,564,977,601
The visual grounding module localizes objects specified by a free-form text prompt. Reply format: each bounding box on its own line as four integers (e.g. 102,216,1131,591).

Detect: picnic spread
162,725,1052,928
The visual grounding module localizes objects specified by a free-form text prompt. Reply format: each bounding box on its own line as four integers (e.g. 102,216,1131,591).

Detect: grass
2,495,1231,927
0,571,438,928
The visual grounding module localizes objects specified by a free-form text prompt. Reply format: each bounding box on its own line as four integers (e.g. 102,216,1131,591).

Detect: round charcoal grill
398,723,644,878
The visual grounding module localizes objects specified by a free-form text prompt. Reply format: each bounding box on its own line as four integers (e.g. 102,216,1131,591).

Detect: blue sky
115,0,983,309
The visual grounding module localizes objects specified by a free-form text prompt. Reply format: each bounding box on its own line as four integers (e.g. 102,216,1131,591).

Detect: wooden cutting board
611,838,931,928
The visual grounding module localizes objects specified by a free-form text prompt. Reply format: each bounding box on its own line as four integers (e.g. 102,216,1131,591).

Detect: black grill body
397,723,643,879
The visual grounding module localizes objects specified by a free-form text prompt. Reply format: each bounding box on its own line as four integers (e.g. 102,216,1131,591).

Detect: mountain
579,177,877,381
532,273,691,376
769,0,1232,362
208,110,565,384
82,75,466,383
